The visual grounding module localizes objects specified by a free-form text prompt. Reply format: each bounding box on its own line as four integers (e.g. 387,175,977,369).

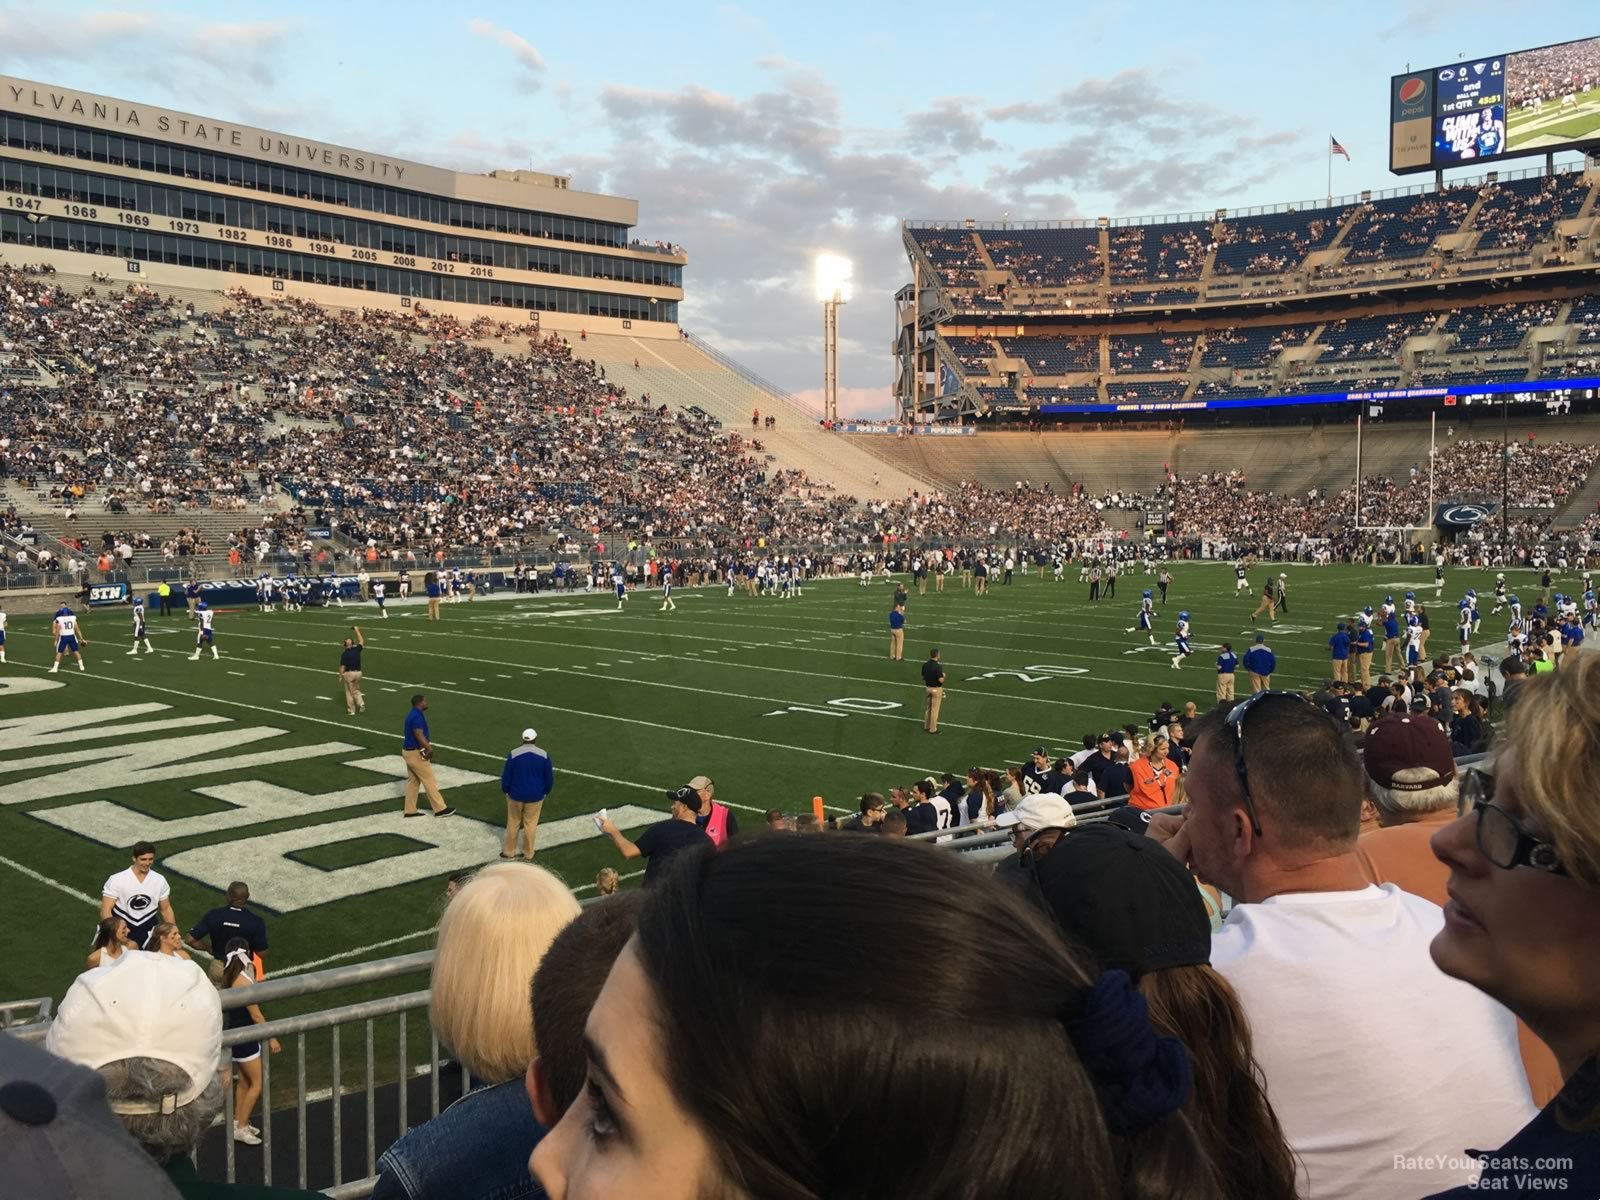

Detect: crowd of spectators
13,652,1599,1199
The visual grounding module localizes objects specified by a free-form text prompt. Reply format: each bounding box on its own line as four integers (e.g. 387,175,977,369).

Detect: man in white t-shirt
1149,694,1534,1200
99,841,175,950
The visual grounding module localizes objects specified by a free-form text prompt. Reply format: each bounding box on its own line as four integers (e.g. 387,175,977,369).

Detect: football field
0,560,1544,1009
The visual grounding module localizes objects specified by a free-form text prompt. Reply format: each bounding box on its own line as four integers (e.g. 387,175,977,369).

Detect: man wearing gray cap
0,1029,182,1200
500,727,554,861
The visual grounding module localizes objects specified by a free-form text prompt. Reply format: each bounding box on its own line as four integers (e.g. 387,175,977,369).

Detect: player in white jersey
189,600,219,660
793,556,806,597
661,571,677,611
127,598,154,655
100,843,173,950
256,575,272,611
1434,556,1446,596
613,566,627,609
0,605,7,663
1508,593,1522,625
1406,614,1425,666
1491,574,1507,614
1457,601,1474,653
373,579,388,618
328,576,345,607
859,563,871,587
1403,591,1417,616
398,569,412,599
726,563,738,597
49,605,86,673
1126,590,1158,645
779,562,792,599
1170,612,1193,670
1507,620,1526,659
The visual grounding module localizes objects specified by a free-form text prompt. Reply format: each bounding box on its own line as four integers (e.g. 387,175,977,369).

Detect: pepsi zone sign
1436,503,1498,530
1036,375,1600,415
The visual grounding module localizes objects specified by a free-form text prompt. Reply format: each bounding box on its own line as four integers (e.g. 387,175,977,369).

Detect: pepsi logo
1399,77,1426,103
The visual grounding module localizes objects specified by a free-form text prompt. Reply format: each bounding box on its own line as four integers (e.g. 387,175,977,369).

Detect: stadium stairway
572,333,932,498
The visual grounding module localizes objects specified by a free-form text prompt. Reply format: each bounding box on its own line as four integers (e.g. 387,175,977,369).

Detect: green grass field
1506,91,1600,150
0,559,1556,1012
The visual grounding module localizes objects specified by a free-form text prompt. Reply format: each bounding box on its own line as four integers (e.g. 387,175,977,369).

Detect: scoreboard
1391,35,1600,173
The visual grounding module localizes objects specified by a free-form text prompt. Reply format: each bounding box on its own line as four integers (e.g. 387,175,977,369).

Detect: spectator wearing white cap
0,1030,182,1200
500,728,554,861
687,775,738,846
45,952,322,1196
992,792,1079,899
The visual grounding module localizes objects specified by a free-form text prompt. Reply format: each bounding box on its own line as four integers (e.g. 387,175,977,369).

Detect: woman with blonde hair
150,922,191,961
373,863,581,1200
1424,653,1600,1197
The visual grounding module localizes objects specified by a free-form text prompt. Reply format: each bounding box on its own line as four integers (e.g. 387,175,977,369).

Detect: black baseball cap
667,786,701,812
1033,824,1211,980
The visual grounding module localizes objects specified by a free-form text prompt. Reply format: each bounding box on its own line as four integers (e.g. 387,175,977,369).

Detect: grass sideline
0,560,1546,1011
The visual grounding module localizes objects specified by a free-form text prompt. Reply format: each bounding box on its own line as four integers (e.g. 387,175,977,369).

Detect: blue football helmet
197,599,208,611
1178,610,1190,620
1405,591,1415,600
1142,589,1152,599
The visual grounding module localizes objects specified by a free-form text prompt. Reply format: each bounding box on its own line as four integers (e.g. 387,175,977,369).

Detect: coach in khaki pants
921,648,946,734
401,694,455,818
500,727,554,860
888,602,906,661
338,625,365,715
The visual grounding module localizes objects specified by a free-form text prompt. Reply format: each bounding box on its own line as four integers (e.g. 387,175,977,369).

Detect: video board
1391,35,1600,173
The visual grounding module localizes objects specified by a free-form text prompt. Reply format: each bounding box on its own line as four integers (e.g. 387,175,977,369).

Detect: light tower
815,254,853,424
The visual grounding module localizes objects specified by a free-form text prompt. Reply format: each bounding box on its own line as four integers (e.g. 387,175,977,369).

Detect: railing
680,331,818,416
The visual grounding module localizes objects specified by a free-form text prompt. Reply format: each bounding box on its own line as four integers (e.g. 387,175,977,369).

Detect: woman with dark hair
1033,822,1299,1200
532,834,1211,1200
85,915,138,971
221,936,280,1146
963,767,995,825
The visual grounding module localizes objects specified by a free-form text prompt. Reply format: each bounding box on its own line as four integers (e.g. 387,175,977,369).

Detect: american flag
1330,135,1351,160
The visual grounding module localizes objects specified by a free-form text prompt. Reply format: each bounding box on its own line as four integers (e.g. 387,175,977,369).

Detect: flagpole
1327,141,1332,205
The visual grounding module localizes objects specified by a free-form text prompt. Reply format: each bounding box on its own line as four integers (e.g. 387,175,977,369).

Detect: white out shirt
1211,885,1533,1200
102,866,170,932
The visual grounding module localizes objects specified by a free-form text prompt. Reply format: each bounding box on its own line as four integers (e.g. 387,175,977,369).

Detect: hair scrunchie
1063,968,1194,1136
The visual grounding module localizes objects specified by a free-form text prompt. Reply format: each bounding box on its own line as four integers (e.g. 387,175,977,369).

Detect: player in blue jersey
613,564,627,610
1382,602,1401,673
189,600,218,661
661,569,677,612
49,605,87,673
1126,590,1157,645
1170,611,1193,670
1353,617,1375,688
127,597,154,656
1234,561,1249,594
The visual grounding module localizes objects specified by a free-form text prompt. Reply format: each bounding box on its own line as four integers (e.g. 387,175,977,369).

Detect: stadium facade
0,76,683,335
896,162,1600,424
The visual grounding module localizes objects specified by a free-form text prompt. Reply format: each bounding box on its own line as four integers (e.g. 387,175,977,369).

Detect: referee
338,625,365,716
921,647,946,734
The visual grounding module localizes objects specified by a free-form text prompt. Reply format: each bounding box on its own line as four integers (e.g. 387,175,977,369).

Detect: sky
1,1,1593,416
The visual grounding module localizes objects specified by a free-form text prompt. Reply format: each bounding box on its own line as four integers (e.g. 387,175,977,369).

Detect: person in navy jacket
501,728,555,860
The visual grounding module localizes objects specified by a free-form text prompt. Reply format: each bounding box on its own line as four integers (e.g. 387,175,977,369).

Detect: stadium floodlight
815,255,852,425
815,254,853,303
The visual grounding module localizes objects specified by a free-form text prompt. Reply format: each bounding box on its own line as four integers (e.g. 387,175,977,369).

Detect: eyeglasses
1457,769,1568,878
1223,690,1310,839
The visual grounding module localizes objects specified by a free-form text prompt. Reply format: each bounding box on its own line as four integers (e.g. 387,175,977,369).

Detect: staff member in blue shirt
402,694,455,817
425,572,443,622
888,602,906,661
500,727,554,860
1243,633,1276,693
1215,641,1238,702
1353,620,1375,689
1329,622,1352,684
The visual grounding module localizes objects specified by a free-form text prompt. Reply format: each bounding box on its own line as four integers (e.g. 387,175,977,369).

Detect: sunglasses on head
1223,690,1314,839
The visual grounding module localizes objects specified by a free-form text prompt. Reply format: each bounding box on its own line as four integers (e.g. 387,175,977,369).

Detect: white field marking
0,852,100,907
536,665,1060,740
215,651,943,777
3,659,793,815
228,671,246,676
281,699,298,705
687,606,1366,670
270,928,435,975
210,627,1127,715
469,677,485,682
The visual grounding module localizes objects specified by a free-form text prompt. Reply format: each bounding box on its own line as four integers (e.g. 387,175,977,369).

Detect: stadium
1,21,1599,1200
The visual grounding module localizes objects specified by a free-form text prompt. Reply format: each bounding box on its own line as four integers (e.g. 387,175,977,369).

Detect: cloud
904,97,996,154
0,9,295,96
467,18,545,91
791,385,894,420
